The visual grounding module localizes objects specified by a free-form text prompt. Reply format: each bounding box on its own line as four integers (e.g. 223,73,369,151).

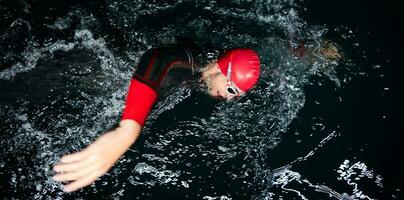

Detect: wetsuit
122,47,195,126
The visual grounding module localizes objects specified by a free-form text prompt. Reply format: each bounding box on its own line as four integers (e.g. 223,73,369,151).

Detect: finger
63,170,102,192
53,163,98,182
59,148,93,163
54,155,96,173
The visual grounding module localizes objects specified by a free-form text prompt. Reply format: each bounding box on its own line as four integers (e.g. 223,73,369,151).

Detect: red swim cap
217,48,261,92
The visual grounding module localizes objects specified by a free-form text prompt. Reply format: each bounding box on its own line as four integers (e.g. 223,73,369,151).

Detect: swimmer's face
201,63,244,101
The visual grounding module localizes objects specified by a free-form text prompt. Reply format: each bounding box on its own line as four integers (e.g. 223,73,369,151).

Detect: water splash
129,162,181,186
0,41,75,80
252,141,384,200
0,10,133,198
337,160,383,200
203,195,232,200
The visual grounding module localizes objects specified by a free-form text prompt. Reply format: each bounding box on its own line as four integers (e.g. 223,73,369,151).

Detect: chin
206,91,217,98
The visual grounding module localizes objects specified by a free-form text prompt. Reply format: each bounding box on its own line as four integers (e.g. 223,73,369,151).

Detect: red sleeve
121,79,158,126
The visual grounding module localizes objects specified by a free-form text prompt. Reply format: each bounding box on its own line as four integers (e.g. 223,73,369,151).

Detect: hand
53,120,141,192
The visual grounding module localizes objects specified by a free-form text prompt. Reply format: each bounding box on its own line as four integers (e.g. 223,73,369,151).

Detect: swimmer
52,47,261,192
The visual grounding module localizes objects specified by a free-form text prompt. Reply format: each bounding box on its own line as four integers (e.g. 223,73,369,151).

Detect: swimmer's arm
53,119,142,192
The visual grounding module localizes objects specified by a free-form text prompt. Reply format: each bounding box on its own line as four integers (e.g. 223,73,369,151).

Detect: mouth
213,91,226,100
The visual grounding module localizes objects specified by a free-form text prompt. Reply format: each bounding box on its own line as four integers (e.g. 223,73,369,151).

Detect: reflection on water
0,0,394,199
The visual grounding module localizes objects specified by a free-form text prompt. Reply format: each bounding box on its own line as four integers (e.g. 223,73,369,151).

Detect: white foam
0,41,75,80
337,160,383,199
203,195,232,200
256,158,383,200
129,162,181,186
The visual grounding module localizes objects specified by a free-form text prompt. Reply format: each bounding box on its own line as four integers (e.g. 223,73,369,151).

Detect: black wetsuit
121,46,198,125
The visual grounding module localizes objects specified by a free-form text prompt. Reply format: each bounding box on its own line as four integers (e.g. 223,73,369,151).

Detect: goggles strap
227,62,232,81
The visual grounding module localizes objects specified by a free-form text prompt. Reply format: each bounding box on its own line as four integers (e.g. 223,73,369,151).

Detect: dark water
0,0,402,199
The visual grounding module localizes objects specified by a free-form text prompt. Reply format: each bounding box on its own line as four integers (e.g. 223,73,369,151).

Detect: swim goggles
226,62,240,96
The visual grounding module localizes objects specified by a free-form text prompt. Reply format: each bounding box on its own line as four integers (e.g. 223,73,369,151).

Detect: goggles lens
226,85,238,95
